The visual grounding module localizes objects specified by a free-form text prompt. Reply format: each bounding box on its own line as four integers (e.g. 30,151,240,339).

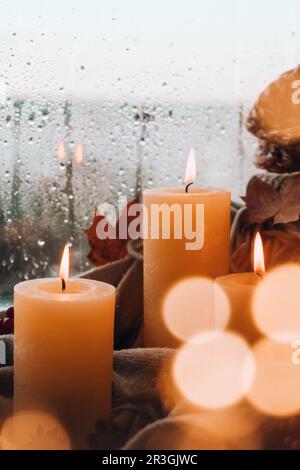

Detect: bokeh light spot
0,410,71,450
173,331,255,410
247,338,300,417
253,264,300,343
163,277,230,342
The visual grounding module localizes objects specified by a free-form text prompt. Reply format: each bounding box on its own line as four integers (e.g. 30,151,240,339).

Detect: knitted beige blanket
0,343,263,450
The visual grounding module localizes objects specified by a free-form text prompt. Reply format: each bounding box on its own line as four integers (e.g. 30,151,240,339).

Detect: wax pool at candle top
39,279,92,295
144,187,230,196
218,273,262,287
15,278,115,298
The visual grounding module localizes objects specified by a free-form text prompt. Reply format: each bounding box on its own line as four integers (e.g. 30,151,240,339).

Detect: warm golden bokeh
163,277,230,342
138,413,261,450
0,410,71,450
74,143,84,166
171,400,264,447
253,264,300,343
247,338,300,417
173,331,255,410
57,139,66,164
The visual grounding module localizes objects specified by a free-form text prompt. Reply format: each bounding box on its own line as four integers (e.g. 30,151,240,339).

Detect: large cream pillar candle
14,246,115,449
143,150,231,348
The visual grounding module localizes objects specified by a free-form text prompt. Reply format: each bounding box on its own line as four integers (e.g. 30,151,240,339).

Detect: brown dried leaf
243,173,300,225
85,199,140,266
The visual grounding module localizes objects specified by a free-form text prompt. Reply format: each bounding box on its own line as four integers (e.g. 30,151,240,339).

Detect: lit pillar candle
14,245,115,449
143,149,231,348
215,233,265,344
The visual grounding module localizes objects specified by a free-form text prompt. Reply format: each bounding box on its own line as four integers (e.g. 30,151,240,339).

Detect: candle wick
61,278,66,291
185,183,193,193
256,271,265,279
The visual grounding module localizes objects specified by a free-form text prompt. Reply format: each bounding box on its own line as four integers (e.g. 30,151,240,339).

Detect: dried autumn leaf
243,173,300,225
85,198,140,266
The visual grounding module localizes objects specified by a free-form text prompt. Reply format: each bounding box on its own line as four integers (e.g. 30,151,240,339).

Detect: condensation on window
0,0,299,301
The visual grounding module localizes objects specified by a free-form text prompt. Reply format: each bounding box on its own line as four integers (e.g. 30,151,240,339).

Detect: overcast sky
0,0,299,102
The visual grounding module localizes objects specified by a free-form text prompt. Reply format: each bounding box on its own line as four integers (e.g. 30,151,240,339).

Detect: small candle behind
215,233,265,344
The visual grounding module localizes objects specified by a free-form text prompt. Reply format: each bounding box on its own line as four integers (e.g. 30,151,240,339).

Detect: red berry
2,318,14,334
6,307,14,320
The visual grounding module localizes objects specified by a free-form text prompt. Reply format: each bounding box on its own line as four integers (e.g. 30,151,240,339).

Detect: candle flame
184,148,196,186
57,139,66,164
59,244,70,286
253,232,265,276
73,143,84,166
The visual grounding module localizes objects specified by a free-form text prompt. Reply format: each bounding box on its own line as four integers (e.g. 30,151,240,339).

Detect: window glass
0,0,299,302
